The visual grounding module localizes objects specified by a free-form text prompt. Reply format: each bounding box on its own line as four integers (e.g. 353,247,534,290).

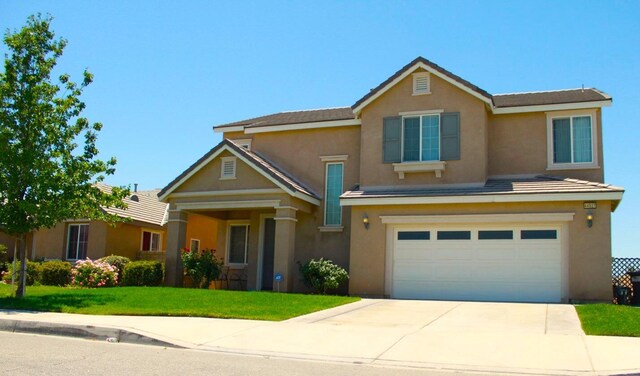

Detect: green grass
575,304,640,337
0,284,359,321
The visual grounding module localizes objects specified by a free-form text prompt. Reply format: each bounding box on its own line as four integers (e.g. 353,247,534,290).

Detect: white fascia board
176,200,281,211
244,119,361,134
380,213,575,224
340,191,624,206
492,100,612,115
214,126,244,133
352,61,492,115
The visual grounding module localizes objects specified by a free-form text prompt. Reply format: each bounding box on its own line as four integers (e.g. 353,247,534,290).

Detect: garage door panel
392,225,562,303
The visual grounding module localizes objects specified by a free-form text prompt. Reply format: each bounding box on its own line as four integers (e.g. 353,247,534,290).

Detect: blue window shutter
383,116,402,163
440,112,460,161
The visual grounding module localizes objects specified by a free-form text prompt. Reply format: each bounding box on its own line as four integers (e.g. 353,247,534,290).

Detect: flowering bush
71,258,117,288
181,248,223,289
298,258,349,294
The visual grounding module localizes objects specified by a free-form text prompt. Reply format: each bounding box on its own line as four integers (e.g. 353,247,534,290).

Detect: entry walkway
1,300,639,375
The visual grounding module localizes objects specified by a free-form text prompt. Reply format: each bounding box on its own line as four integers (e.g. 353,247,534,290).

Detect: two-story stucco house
159,57,623,302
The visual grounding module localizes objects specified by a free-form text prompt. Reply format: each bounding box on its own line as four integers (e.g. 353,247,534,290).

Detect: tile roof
158,139,320,202
352,56,493,110
341,175,624,199
492,88,611,108
97,183,168,227
215,107,355,130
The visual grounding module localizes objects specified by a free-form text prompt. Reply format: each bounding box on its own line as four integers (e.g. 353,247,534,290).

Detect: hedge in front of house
2,260,42,285
40,260,72,286
122,261,163,286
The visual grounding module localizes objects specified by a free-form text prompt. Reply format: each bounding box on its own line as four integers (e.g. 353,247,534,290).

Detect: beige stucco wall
185,212,218,251
488,109,605,182
104,222,147,260
348,200,612,301
358,70,489,187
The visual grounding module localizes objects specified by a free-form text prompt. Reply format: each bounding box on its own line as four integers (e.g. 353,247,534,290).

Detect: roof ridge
280,106,351,113
494,88,598,96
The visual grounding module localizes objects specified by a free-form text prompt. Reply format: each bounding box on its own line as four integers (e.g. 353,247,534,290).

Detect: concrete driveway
3,299,640,374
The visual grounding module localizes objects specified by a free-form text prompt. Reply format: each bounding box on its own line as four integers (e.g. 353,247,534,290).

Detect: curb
0,319,182,348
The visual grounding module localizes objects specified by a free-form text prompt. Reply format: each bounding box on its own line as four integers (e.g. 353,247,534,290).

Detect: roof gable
158,140,320,205
352,56,494,115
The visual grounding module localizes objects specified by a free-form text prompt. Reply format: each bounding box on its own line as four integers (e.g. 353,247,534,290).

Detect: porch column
165,209,188,287
273,207,297,292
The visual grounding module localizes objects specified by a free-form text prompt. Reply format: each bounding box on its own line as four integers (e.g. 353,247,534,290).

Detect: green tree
0,14,129,297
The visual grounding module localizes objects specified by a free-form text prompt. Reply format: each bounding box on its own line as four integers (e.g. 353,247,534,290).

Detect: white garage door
392,225,562,303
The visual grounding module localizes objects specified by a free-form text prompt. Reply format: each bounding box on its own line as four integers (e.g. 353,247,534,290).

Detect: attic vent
130,195,139,202
413,72,430,95
220,157,237,179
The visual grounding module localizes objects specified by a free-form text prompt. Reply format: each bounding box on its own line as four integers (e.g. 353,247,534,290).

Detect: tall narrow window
228,224,249,264
324,163,344,226
190,239,200,253
66,223,89,260
141,230,161,251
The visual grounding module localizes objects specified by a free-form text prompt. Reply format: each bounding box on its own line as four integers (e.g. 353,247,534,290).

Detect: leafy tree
0,14,129,297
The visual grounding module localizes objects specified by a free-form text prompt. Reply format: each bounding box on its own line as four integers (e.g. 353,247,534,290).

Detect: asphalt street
0,332,497,376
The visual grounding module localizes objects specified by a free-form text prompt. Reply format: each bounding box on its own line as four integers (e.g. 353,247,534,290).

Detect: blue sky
2,1,639,257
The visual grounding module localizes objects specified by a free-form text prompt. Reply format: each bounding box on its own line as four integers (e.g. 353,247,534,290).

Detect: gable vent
413,72,430,95
220,157,237,179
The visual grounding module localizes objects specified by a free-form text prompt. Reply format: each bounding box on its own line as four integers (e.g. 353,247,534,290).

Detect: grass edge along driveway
0,285,360,321
575,303,640,337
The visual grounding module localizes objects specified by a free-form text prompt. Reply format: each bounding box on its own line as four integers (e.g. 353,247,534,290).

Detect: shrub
40,260,72,286
98,255,130,284
0,244,8,275
181,248,222,289
122,261,163,286
298,258,349,294
71,258,117,288
2,260,42,285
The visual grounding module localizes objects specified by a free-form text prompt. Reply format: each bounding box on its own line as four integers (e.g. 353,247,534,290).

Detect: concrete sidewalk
1,300,640,375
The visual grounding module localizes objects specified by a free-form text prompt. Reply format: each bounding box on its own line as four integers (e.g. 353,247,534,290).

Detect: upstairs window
412,72,430,95
547,111,598,170
383,112,460,163
324,162,344,226
220,157,237,179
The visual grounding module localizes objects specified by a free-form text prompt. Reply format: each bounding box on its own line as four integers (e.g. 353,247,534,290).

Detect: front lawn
575,304,640,337
0,284,359,321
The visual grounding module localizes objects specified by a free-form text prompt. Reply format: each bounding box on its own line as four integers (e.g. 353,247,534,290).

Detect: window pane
142,231,151,251
421,115,440,161
325,163,343,226
67,225,79,259
190,239,200,253
229,225,248,264
403,117,420,161
77,225,89,259
479,230,513,240
521,230,557,240
398,231,430,240
151,233,160,251
553,118,571,163
572,116,592,163
437,231,471,240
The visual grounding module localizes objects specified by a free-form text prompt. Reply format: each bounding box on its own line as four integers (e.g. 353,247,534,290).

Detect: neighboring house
0,184,218,263
159,56,623,302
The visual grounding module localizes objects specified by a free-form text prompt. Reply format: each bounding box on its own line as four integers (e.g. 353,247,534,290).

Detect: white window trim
190,238,201,253
546,109,599,170
412,72,431,96
140,229,163,252
66,223,89,260
226,221,250,266
220,156,237,180
324,162,344,227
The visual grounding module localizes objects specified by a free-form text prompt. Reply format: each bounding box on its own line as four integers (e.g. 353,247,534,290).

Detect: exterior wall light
586,212,594,228
363,214,370,230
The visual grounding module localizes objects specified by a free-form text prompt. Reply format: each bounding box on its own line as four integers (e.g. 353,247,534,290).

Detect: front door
261,218,276,291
